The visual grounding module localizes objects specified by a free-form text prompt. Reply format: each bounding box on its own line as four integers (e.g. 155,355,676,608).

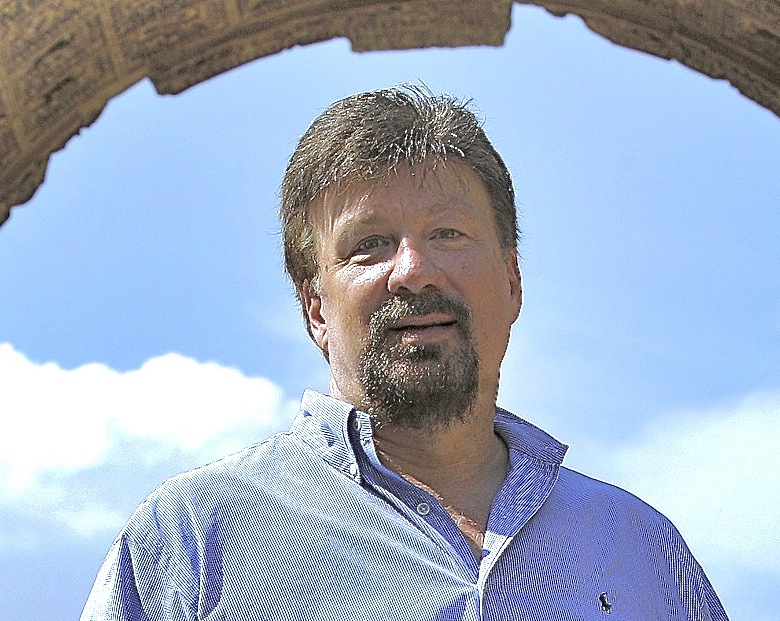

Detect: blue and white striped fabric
81,389,729,620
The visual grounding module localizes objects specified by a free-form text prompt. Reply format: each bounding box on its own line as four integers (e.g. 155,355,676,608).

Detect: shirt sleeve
80,529,196,621
660,516,730,621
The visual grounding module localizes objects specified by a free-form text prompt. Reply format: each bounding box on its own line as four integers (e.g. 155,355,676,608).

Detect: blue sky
1,6,778,620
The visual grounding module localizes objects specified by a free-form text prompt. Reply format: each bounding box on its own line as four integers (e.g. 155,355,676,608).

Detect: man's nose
387,238,441,295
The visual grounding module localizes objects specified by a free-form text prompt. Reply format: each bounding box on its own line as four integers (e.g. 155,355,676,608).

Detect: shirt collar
291,389,567,478
291,389,365,482
494,407,568,466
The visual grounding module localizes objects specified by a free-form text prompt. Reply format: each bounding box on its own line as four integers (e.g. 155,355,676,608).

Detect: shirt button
352,418,361,432
416,502,431,516
348,463,359,478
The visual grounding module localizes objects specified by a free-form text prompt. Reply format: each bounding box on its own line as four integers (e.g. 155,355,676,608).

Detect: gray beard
358,291,478,430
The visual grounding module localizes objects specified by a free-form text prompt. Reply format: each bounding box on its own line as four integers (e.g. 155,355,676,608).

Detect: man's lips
390,314,457,331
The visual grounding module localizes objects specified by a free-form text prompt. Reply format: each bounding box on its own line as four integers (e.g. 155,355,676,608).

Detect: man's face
304,161,522,427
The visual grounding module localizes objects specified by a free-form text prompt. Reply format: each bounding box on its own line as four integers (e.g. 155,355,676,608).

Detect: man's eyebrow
331,210,386,242
326,211,386,255
336,209,386,231
331,196,480,242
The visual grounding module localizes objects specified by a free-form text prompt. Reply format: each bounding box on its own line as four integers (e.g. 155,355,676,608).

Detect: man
82,86,729,620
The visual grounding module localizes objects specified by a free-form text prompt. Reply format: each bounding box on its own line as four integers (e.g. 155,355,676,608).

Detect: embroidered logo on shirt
599,592,612,614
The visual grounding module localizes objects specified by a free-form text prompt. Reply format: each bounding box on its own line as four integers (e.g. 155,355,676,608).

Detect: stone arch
1,0,778,226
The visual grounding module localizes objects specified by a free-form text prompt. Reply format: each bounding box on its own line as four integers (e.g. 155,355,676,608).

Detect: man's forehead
309,160,486,230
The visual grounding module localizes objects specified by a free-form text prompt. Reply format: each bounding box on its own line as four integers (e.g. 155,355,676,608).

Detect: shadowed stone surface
1,0,778,225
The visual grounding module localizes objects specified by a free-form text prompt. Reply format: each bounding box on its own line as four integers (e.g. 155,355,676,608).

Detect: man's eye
434,228,461,240
354,237,387,253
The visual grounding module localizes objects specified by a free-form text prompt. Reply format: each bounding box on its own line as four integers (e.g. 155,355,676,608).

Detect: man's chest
193,513,683,621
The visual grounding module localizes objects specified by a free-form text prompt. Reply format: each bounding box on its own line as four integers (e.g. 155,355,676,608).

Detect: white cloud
587,392,780,577
54,506,131,539
0,343,297,534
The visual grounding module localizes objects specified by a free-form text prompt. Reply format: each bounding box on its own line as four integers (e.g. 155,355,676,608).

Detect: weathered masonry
1,0,778,225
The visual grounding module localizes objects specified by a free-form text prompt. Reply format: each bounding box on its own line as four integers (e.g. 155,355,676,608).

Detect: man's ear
507,253,523,322
303,279,329,354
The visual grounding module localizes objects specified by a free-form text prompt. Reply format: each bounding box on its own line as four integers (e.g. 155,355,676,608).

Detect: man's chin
361,382,475,431
384,341,446,363
360,360,479,430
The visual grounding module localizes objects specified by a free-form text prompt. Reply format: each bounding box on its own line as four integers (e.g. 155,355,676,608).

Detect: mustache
368,290,471,337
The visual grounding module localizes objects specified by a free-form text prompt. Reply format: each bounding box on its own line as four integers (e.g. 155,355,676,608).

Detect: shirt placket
349,411,479,580
475,445,563,617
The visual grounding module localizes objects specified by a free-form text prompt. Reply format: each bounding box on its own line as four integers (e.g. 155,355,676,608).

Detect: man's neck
371,407,509,557
371,412,504,482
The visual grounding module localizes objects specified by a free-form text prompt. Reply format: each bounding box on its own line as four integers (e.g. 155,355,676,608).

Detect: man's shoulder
495,409,679,535
118,390,357,544
140,390,349,505
121,429,315,537
153,428,309,499
554,466,678,532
